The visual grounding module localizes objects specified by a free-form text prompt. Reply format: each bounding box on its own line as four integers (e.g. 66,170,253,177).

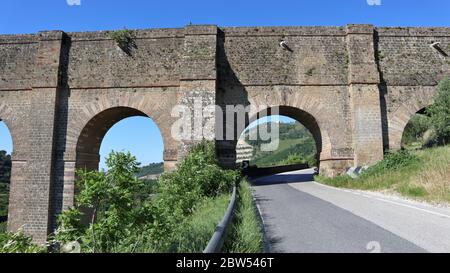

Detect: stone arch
388,91,435,151
244,88,334,160
0,102,27,232
0,103,18,157
74,106,163,171
64,91,178,167
62,92,178,209
241,105,331,170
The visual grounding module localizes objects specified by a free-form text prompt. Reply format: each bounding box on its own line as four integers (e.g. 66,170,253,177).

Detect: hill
243,122,317,167
135,162,164,178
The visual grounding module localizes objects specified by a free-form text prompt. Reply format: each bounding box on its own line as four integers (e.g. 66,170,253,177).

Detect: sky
1,0,449,168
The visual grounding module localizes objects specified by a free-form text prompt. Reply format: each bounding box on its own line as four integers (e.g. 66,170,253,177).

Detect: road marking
299,182,450,220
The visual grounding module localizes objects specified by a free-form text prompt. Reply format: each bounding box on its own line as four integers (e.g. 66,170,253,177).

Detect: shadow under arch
399,107,431,149
75,106,165,172
389,102,434,151
238,105,325,171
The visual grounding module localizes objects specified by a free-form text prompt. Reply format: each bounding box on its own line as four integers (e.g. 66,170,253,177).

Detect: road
251,169,450,253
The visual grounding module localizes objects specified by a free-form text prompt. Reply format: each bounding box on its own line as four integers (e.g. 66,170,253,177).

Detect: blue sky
1,0,449,168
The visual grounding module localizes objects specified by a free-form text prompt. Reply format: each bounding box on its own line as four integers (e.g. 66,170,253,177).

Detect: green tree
55,142,238,253
55,151,152,253
427,77,450,145
0,151,11,184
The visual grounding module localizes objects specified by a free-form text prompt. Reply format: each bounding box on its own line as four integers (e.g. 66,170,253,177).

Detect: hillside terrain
316,146,450,204
243,122,317,167
135,162,164,178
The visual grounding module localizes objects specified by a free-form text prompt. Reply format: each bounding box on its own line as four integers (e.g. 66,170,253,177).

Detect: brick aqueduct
1,24,450,243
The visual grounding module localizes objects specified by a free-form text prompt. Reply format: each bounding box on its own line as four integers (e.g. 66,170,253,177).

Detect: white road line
302,182,450,220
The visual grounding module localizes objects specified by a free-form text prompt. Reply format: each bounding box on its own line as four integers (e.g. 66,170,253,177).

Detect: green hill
243,122,317,167
136,162,164,178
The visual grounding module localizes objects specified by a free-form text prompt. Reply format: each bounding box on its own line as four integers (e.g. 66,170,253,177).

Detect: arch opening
71,107,166,224
236,106,322,173
401,107,433,150
75,107,164,174
0,120,13,233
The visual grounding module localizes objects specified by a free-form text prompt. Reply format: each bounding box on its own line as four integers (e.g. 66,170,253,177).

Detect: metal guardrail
203,186,237,253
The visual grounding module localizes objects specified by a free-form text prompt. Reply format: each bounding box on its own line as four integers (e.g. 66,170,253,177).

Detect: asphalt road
251,169,450,253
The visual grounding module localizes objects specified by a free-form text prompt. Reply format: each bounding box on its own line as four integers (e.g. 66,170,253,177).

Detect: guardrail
203,186,237,253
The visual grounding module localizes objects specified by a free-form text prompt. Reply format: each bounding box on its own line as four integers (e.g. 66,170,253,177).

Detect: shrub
149,141,239,250
426,77,450,145
402,114,430,147
54,151,152,253
55,141,239,253
109,29,136,55
362,150,420,177
0,231,45,253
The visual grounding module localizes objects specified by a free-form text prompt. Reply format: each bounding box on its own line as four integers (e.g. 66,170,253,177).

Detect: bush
402,114,431,148
363,150,420,176
0,231,45,253
148,141,239,250
55,141,239,253
426,77,450,145
54,151,152,253
109,29,136,55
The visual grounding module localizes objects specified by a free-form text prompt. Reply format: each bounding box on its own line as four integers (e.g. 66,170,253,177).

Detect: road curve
251,169,450,253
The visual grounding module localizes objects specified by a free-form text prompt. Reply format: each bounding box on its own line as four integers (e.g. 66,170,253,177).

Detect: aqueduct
1,24,449,242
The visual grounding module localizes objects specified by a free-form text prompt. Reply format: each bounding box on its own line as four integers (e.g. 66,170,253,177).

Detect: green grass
315,146,450,204
225,179,264,253
166,193,231,253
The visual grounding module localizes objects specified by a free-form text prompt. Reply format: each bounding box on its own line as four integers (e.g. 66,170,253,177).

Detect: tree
0,151,11,184
55,151,151,253
426,77,450,145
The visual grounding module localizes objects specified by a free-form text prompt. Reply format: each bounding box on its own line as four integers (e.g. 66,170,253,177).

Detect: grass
315,146,450,204
166,193,231,253
225,179,264,253
99,193,232,253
